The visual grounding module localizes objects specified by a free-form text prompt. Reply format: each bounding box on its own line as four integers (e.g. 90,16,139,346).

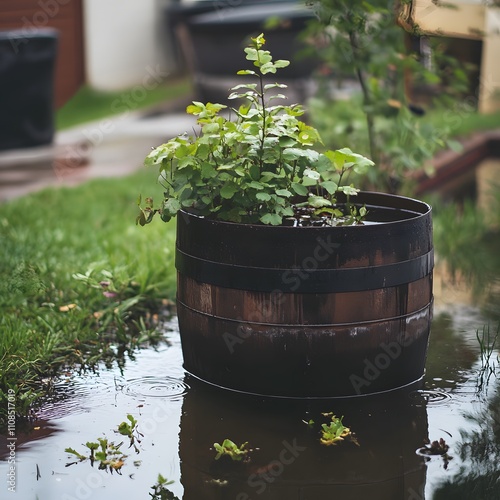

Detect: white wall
406,0,500,113
83,0,177,91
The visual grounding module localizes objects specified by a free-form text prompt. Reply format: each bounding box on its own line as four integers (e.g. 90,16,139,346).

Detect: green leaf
95,451,107,461
244,47,258,61
257,50,272,65
291,182,309,196
256,192,271,201
338,185,359,196
65,448,87,460
186,102,204,115
247,181,265,190
260,213,282,225
201,123,220,134
201,163,216,178
273,59,290,69
163,198,181,216
318,207,343,218
264,83,288,90
303,168,321,181
118,422,131,436
320,180,338,195
308,196,332,208
249,164,260,181
283,148,319,163
220,184,239,199
278,136,297,147
276,189,292,197
196,143,210,160
231,83,258,91
260,62,277,74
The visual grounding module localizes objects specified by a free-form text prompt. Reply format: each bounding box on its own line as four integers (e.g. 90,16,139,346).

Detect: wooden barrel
176,191,433,397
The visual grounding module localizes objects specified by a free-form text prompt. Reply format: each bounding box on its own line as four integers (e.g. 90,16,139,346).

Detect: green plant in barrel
138,33,373,227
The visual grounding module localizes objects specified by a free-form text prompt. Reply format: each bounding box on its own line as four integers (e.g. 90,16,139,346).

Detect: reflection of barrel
176,192,433,397
179,376,427,499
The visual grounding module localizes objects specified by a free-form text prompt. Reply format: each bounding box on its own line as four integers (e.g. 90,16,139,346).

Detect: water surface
1,295,499,499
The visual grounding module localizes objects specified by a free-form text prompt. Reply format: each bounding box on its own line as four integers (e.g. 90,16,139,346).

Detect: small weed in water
213,439,250,462
65,438,128,474
65,414,142,473
117,413,143,453
304,412,358,447
149,474,180,500
476,322,500,392
417,437,453,469
320,414,353,446
476,322,500,368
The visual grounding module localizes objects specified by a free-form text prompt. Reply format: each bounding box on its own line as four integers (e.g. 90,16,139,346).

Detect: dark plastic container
186,2,316,77
176,191,434,397
0,29,58,151
165,1,317,101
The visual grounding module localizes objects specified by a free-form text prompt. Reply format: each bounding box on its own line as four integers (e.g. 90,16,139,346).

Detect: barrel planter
176,191,433,397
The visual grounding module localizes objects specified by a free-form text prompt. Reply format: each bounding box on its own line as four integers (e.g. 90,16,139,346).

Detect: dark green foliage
138,34,373,226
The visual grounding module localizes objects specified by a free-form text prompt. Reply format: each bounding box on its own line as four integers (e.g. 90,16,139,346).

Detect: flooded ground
1,281,499,499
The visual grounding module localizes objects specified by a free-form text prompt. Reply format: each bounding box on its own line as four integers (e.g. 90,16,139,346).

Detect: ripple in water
123,376,189,400
409,389,452,406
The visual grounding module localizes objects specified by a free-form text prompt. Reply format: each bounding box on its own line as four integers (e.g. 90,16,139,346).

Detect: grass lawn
0,168,177,423
56,77,192,130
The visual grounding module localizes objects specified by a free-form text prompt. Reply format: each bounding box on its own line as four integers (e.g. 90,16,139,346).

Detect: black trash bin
0,28,58,151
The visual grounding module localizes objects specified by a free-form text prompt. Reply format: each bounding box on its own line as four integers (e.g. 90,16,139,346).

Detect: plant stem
258,70,266,175
348,29,379,168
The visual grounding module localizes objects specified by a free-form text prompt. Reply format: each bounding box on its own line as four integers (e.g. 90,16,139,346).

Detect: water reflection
179,376,428,499
432,379,500,499
425,310,482,386
2,305,499,499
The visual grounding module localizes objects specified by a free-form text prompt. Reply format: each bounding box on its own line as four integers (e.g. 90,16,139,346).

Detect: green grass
309,95,500,154
425,107,500,140
0,168,176,424
56,77,192,130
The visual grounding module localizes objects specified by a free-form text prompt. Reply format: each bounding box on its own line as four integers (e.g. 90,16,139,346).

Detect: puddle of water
1,299,499,499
